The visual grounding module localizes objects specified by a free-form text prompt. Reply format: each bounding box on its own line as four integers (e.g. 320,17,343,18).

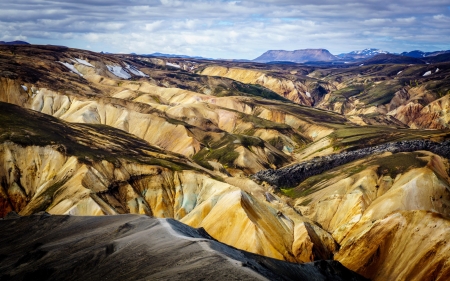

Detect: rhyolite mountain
1,44,450,281
253,49,337,63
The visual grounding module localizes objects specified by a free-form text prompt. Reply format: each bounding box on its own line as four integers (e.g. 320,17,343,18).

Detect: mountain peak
348,48,388,55
337,48,388,60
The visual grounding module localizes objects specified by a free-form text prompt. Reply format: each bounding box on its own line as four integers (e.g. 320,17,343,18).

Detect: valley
1,44,450,280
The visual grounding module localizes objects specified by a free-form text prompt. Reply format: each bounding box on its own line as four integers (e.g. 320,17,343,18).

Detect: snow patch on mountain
59,62,83,77
107,65,131,79
338,48,389,59
125,64,148,77
71,58,94,67
349,48,388,56
166,62,181,68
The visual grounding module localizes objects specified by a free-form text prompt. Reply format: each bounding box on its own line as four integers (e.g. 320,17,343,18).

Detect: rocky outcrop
253,139,450,188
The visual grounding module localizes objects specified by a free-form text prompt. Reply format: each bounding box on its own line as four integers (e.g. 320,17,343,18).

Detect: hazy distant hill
401,50,450,58
0,40,30,45
146,52,213,60
254,49,337,63
423,52,450,63
362,53,425,65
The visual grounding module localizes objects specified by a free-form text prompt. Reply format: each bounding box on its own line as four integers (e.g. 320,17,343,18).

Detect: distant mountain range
2,41,449,64
146,48,450,63
252,48,450,64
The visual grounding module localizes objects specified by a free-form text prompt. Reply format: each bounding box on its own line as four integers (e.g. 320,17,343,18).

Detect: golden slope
200,65,313,105
336,211,450,281
287,151,450,280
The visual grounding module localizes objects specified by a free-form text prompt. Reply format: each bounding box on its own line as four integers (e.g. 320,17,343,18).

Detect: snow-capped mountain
337,48,389,60
348,48,388,56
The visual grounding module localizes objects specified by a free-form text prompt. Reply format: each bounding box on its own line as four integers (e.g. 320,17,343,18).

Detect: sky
1,0,450,59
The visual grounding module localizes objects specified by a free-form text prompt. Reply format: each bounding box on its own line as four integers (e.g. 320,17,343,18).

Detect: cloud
397,17,416,23
363,18,392,25
0,0,449,58
433,14,450,21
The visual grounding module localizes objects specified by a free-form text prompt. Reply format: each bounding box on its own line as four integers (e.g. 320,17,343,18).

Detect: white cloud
144,21,164,31
84,33,101,42
396,17,416,23
363,18,392,25
0,0,448,58
433,14,450,21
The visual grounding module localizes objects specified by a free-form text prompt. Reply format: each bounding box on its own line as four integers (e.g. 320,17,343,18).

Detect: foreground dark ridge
253,139,450,188
0,213,368,281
